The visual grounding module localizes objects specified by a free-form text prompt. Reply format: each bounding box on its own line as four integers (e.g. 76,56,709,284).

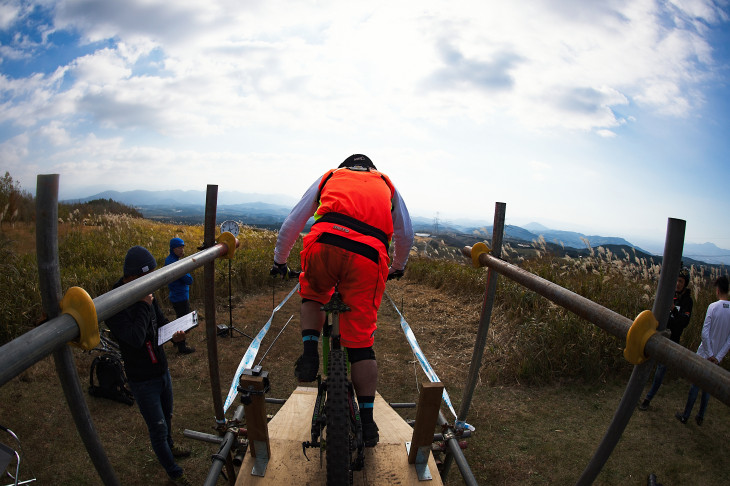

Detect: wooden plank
240,375,271,458
408,382,444,464
236,387,443,485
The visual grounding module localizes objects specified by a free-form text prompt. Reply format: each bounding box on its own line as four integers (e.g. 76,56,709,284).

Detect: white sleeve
273,178,320,264
717,334,730,363
701,306,714,358
390,186,414,270
715,306,730,362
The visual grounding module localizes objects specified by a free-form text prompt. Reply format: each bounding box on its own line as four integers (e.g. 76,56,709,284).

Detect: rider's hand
270,261,289,278
387,267,404,281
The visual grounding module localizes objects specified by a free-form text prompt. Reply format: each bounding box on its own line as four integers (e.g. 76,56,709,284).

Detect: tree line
0,172,34,227
0,171,142,229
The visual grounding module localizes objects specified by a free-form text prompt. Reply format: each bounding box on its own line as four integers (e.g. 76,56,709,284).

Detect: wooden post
409,382,444,464
240,375,271,460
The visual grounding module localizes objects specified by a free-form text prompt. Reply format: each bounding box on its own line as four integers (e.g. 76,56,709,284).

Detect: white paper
158,311,198,345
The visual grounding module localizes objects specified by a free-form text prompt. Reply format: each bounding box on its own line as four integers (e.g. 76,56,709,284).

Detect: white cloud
0,1,22,30
37,121,71,146
528,160,552,182
0,0,728,247
2,0,721,140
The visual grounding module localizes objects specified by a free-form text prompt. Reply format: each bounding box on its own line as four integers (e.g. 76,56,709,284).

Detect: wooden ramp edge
236,386,443,485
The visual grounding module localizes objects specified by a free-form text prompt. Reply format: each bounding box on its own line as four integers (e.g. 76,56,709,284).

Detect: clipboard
158,311,198,345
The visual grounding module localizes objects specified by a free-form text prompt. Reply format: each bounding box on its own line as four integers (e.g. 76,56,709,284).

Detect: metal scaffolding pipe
0,177,238,485
183,429,224,444
576,218,685,485
462,246,633,339
461,239,730,408
203,184,225,422
204,405,245,486
443,202,505,481
458,201,505,424
94,245,229,322
36,174,121,486
0,231,232,388
437,412,479,486
0,314,80,388
201,185,236,485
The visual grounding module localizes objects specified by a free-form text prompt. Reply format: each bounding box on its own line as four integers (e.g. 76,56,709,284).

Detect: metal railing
0,229,233,388
450,203,730,485
0,176,236,485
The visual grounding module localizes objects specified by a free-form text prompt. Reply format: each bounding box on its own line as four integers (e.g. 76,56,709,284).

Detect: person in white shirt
675,275,730,425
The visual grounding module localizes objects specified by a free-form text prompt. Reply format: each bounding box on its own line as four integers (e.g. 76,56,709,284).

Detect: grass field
1,216,729,485
2,278,729,485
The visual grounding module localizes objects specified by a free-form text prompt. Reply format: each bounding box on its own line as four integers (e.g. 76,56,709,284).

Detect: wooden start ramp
236,387,443,485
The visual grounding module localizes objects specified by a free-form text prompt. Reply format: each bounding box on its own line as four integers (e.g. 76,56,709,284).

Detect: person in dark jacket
638,271,693,410
165,237,195,354
106,246,192,486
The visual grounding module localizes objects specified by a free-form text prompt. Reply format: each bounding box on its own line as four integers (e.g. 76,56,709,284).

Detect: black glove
270,261,289,278
387,268,404,281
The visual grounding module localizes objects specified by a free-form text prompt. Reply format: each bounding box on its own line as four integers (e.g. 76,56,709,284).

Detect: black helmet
338,154,376,170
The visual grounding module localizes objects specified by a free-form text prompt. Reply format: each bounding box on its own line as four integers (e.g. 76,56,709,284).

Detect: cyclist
271,154,414,447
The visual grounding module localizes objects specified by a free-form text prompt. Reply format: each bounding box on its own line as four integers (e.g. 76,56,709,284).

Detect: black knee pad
346,346,375,364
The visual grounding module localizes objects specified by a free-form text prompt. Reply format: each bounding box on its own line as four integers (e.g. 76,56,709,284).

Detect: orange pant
298,232,388,348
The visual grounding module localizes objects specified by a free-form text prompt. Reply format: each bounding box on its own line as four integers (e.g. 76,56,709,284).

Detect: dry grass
2,278,729,485
2,220,730,485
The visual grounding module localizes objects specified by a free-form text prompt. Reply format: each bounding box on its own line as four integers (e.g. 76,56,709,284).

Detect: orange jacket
314,167,395,247
274,166,413,270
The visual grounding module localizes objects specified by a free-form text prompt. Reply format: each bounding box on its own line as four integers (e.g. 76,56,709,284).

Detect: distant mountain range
66,189,730,266
66,189,299,207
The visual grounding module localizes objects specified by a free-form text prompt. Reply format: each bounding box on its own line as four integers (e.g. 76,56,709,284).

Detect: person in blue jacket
165,237,195,354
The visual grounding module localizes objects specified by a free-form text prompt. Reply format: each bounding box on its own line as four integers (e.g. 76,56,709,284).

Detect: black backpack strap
89,356,100,388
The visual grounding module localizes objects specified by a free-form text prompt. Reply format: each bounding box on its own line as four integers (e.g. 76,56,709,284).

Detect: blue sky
1,0,729,251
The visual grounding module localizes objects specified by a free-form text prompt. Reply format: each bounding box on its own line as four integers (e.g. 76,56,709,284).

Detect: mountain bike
302,286,365,485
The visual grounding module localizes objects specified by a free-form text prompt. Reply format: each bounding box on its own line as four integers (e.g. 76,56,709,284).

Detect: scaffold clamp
217,231,238,259
470,242,491,268
623,310,658,365
60,286,100,350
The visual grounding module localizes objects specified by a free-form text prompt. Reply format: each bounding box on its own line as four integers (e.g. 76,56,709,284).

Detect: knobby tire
325,349,353,485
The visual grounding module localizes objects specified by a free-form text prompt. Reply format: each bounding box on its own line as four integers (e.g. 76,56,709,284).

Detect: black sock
302,330,320,357
358,395,375,423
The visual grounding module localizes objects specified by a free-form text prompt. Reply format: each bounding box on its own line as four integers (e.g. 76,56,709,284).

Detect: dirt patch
1,279,729,485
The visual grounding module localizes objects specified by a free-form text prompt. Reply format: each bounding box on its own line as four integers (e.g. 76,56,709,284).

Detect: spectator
165,238,195,355
106,246,192,486
638,271,693,410
675,275,730,426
